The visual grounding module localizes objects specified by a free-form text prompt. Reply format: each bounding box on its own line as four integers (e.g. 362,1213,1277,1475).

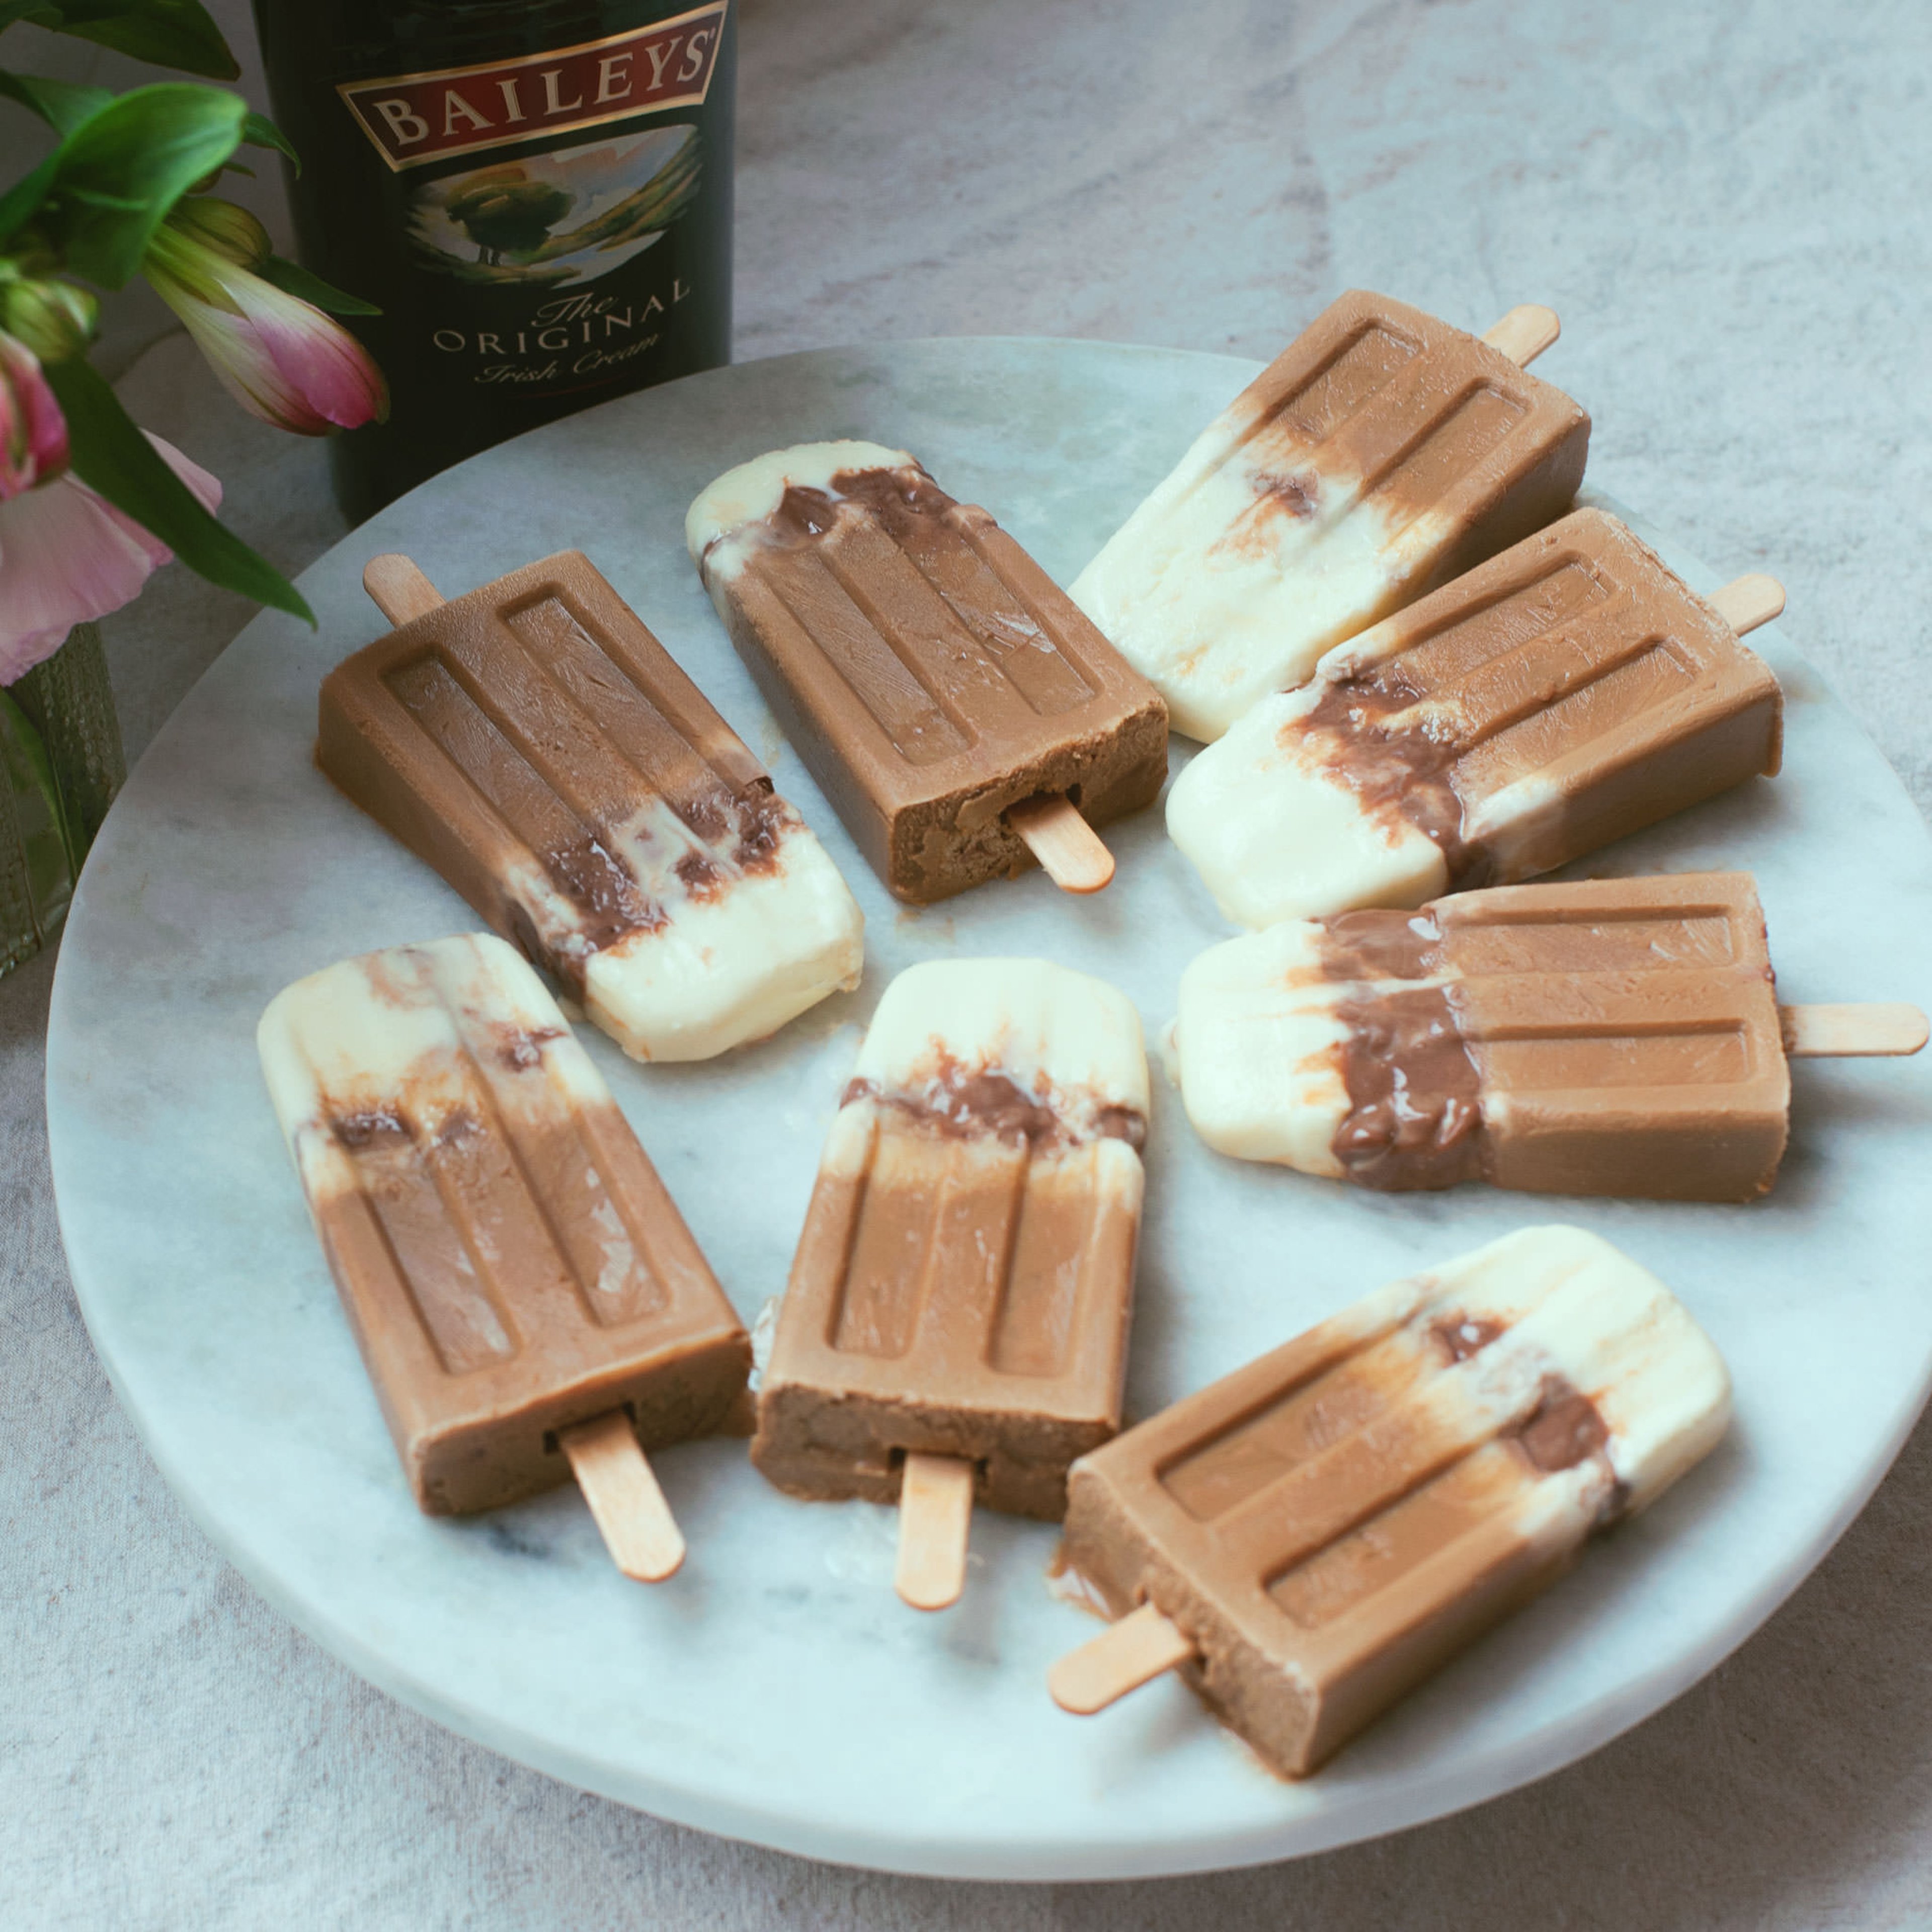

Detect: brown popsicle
1172,871,1927,1201
1068,292,1592,740
1048,1226,1732,1777
258,933,751,1579
751,958,1151,1609
1165,507,1788,929
320,549,864,1064
685,442,1169,903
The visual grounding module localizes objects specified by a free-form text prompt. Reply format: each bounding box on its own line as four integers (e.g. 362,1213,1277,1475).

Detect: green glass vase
0,622,126,979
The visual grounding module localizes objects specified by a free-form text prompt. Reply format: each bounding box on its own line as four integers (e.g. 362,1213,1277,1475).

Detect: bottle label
337,0,727,171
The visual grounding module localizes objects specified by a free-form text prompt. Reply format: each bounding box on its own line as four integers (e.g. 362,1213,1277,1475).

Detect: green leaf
242,109,297,171
0,686,82,883
44,357,313,625
0,68,114,135
0,2,239,81
37,82,247,286
260,254,381,316
0,141,58,247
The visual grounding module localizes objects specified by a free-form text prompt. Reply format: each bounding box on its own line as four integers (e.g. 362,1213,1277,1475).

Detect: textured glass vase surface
1,622,127,979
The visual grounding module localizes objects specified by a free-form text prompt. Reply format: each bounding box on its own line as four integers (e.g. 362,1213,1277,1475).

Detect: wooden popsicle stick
1481,304,1561,368
1006,793,1116,895
895,1452,976,1611
1709,573,1786,637
1049,1601,1197,1715
1780,1002,1929,1058
558,1411,687,1583
364,552,446,625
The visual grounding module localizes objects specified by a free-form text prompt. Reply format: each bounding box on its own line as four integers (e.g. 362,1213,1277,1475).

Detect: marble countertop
7,0,1932,1924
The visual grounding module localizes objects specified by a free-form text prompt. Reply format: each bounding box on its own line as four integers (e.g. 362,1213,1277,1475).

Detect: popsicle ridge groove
438,997,668,1331
334,1111,519,1375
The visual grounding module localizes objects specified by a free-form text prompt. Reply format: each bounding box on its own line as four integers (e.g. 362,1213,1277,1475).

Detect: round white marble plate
44,340,1932,1881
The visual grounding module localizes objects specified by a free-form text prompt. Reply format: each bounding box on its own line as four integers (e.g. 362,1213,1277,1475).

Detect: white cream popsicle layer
1069,291,1590,741
260,934,617,1214
849,956,1150,1139
551,793,865,1065
1072,424,1458,743
685,439,915,582
1170,919,1373,1176
1166,678,1455,928
1310,1225,1733,1519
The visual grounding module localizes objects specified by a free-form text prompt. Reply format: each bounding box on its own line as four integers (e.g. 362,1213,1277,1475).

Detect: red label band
337,2,728,172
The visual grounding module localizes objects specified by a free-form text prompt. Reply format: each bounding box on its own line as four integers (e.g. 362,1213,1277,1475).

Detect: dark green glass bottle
253,0,735,523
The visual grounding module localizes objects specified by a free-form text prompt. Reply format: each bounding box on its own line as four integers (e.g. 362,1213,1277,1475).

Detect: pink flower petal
147,234,387,437
0,331,70,499
226,273,388,432
0,432,223,684
149,260,329,434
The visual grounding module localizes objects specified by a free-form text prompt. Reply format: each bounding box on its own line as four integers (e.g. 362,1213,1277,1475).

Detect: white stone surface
9,0,1932,1925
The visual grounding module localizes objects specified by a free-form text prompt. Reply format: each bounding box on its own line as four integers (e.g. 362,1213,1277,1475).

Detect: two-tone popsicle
321,549,864,1063
259,933,752,1580
752,958,1149,1609
688,443,1170,902
1049,1227,1730,1776
1166,509,1786,929
1171,872,1927,1200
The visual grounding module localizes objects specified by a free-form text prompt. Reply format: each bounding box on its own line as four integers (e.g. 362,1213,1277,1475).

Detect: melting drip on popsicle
1047,1227,1732,1776
686,443,1170,904
258,933,752,1581
751,958,1151,1609
1170,869,1927,1202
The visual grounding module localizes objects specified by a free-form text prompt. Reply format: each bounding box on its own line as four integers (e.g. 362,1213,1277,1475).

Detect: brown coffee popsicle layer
259,934,751,1581
686,443,1170,904
752,959,1150,1611
1172,871,1928,1200
321,549,863,1064
1070,292,1591,740
1049,1227,1731,1778
1168,507,1788,929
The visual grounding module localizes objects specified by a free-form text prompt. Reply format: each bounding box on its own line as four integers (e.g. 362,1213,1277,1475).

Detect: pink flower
0,432,221,686
145,199,387,436
0,332,69,500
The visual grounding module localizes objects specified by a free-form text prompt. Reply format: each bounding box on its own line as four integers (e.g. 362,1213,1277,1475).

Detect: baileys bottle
253,0,735,521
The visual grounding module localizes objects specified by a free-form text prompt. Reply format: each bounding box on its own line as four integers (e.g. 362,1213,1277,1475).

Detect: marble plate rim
43,334,1932,1881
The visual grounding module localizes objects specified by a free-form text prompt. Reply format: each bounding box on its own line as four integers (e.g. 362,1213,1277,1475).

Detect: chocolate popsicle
1049,1226,1731,1777
259,933,751,1579
1071,293,1591,740
753,958,1149,1609
320,550,864,1063
687,443,1170,903
1166,509,1785,929
1171,871,1928,1201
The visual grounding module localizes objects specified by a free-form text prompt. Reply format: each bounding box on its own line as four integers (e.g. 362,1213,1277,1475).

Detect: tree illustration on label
408,127,701,288
445,176,575,265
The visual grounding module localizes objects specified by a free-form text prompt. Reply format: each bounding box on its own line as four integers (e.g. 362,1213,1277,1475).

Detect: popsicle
1171,871,1928,1201
1070,292,1591,740
1048,1226,1731,1777
319,549,864,1063
1166,508,1785,930
258,932,751,1580
752,958,1150,1609
686,443,1170,903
